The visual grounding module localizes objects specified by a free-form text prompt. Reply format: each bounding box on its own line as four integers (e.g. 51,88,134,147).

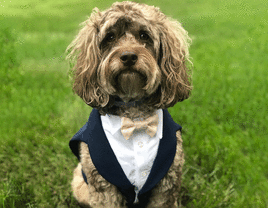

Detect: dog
67,1,191,207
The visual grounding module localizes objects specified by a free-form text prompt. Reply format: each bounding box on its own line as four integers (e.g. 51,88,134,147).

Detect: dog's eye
140,31,150,40
105,32,116,42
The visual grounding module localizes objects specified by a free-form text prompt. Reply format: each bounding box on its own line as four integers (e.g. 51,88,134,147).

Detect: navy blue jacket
69,109,181,207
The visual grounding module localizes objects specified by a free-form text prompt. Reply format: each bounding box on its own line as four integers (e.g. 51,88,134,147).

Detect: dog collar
113,97,146,107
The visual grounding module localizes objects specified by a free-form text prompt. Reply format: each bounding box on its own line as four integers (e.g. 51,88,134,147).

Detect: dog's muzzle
100,46,161,102
114,51,147,101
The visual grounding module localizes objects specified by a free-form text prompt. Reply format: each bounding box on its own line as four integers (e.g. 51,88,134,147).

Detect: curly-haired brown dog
67,1,191,207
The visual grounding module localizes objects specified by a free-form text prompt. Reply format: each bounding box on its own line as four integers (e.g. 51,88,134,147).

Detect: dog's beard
116,70,147,102
99,47,161,103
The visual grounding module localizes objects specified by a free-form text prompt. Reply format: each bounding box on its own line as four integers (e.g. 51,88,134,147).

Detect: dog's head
67,1,192,112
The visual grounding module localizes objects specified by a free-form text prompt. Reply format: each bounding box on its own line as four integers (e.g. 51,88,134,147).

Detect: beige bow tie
121,113,159,140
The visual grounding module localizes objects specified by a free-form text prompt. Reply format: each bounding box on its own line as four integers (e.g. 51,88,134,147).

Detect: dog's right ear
66,8,109,108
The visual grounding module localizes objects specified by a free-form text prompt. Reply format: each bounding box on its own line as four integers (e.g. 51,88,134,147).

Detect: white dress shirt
100,109,163,196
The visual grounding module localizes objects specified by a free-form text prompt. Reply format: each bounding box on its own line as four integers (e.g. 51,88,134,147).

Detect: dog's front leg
72,142,127,208
71,141,94,208
72,162,91,208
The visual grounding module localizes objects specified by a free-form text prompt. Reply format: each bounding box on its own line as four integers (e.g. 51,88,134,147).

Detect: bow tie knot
121,113,159,140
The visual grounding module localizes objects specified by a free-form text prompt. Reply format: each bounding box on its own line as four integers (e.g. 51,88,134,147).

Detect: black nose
120,52,138,66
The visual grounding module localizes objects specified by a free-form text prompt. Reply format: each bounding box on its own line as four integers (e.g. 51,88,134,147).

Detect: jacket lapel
139,109,181,196
85,109,134,190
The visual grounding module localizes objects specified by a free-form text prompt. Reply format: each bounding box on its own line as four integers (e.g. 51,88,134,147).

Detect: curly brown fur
67,1,191,207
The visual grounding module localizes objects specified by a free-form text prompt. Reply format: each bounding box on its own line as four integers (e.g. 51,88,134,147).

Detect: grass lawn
0,0,267,207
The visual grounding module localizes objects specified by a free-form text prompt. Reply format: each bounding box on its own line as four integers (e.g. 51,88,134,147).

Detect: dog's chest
100,109,163,191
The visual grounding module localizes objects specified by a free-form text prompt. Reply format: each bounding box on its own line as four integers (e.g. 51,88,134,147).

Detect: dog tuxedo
69,108,182,206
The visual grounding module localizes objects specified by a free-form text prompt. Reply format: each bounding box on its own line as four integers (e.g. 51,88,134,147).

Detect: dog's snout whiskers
120,51,138,66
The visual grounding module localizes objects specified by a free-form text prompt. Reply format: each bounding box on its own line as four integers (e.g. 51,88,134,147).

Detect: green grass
0,0,267,207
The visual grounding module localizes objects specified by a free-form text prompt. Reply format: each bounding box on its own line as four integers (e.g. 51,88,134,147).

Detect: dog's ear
158,18,192,108
66,8,109,107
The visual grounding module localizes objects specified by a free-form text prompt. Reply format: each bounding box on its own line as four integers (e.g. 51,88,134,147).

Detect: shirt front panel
100,109,163,191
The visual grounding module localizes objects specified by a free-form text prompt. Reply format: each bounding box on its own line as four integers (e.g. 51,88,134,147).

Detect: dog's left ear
158,18,192,108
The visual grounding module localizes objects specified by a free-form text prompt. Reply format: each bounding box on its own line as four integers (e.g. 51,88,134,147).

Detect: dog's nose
120,52,138,66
